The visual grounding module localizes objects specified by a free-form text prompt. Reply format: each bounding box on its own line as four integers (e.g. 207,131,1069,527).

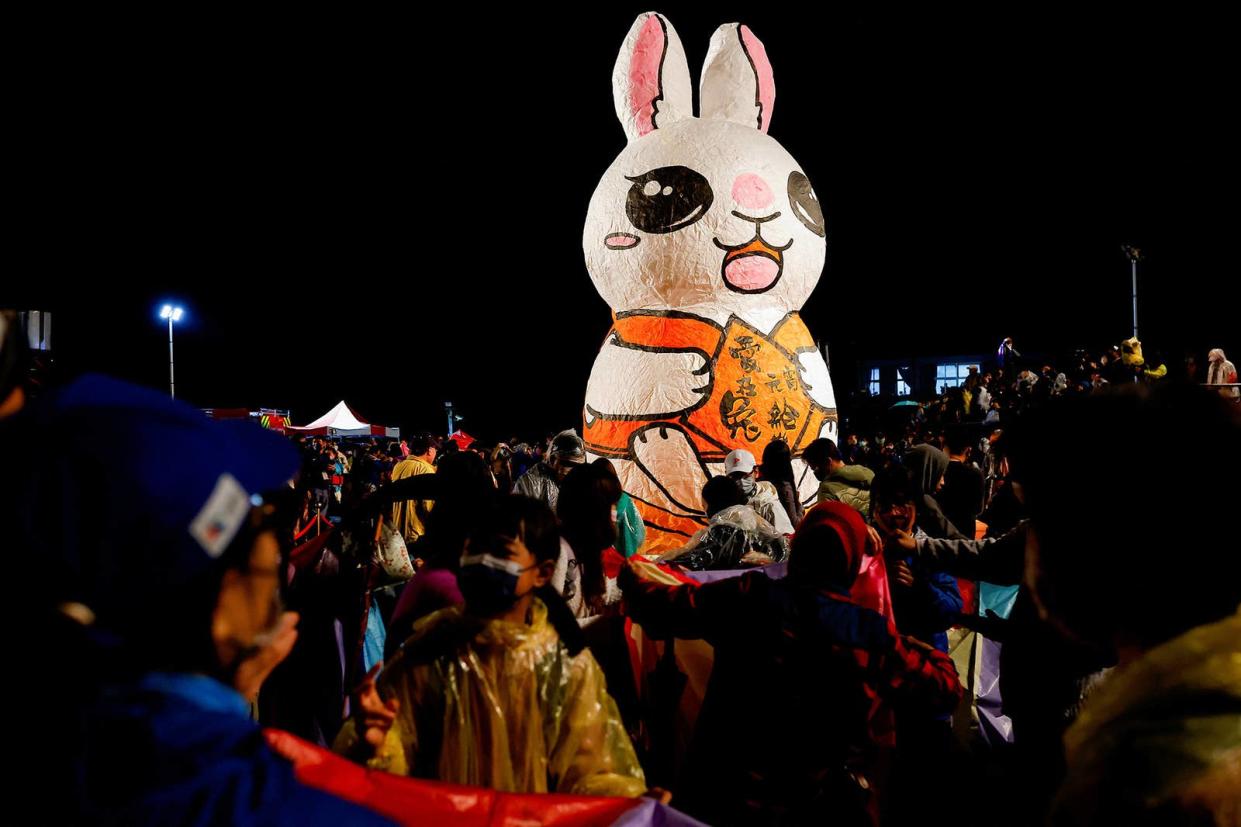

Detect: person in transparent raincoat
659,476,790,571
334,495,646,797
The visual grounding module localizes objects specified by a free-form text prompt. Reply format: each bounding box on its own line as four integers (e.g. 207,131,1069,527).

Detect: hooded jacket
904,445,967,540
818,463,875,516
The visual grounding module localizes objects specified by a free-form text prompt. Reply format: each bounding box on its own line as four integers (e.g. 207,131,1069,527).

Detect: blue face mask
457,552,537,616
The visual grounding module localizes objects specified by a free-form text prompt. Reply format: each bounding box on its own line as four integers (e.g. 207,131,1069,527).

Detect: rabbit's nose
732,173,774,211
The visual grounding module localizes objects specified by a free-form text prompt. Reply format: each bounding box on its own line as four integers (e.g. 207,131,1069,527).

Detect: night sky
8,5,1236,441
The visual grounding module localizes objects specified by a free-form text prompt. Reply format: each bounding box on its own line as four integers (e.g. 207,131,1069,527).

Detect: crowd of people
3,310,1238,826
854,338,1238,437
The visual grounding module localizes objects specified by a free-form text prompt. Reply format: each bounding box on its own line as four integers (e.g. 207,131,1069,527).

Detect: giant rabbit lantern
583,12,838,552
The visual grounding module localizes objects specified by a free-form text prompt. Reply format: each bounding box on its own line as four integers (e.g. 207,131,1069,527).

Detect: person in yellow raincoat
1053,608,1241,824
335,495,646,798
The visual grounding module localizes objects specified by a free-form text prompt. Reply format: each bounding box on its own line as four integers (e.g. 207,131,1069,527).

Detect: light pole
444,401,464,436
1121,244,1142,340
159,304,184,398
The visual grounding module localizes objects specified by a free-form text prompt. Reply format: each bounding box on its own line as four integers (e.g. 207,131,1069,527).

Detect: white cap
723,449,756,476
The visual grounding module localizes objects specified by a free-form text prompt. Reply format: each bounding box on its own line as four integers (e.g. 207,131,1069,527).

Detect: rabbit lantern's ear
700,23,775,133
612,12,693,142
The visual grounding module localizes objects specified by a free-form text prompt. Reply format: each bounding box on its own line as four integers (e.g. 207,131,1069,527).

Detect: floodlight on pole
158,304,185,398
1121,244,1142,340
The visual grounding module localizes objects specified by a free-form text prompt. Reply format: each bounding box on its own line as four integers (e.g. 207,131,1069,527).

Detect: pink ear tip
628,14,669,137
737,24,775,133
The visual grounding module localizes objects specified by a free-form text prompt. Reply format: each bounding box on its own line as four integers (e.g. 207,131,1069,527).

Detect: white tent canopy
288,401,399,438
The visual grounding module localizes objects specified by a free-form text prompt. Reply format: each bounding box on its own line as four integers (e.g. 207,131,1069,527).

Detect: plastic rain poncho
658,504,790,570
1054,609,1241,824
334,599,645,797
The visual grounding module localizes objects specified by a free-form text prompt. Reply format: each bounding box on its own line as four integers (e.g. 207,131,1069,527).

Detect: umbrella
890,400,920,408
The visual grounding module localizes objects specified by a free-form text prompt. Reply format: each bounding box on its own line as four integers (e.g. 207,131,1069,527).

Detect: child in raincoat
335,495,646,798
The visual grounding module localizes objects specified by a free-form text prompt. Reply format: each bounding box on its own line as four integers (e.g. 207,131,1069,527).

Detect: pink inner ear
629,15,667,137
739,25,775,133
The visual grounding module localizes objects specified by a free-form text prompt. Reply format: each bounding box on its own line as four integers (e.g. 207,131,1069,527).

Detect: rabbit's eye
787,171,825,238
624,166,714,234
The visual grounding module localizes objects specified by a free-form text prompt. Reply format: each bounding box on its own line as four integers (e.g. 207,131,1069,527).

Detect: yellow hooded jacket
389,456,435,542
335,599,645,797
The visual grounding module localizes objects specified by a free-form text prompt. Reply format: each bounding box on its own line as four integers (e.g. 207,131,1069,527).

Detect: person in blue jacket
872,465,963,654
6,374,391,826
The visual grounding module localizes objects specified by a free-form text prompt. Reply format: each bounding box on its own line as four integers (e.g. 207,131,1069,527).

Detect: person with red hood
619,501,962,827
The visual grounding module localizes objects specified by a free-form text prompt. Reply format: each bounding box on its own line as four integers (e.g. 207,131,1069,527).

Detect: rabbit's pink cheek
605,232,642,251
732,173,775,211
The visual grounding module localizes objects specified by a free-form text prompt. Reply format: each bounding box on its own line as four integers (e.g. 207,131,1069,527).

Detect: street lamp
1121,244,1142,340
443,401,464,436
159,304,184,398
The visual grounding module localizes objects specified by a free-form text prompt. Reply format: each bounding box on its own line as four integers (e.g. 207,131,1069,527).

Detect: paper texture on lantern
582,12,838,552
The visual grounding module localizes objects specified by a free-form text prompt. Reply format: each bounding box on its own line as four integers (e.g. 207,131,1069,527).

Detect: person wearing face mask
334,495,647,798
660,476,789,571
724,448,795,535
6,374,390,825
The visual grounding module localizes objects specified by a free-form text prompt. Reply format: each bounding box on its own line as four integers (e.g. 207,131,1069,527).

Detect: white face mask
737,476,757,497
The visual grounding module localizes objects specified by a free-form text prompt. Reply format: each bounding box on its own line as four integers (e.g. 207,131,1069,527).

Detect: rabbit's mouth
713,235,792,294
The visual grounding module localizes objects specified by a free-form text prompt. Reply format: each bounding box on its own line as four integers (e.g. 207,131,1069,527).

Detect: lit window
937,363,972,389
